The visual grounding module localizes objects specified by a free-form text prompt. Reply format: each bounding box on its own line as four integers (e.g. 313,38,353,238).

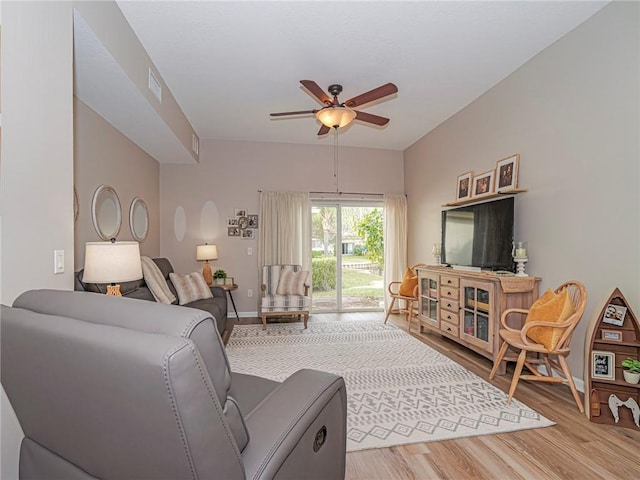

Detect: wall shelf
442,188,527,208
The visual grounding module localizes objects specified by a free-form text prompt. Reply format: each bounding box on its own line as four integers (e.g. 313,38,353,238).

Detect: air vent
148,68,162,102
192,133,199,155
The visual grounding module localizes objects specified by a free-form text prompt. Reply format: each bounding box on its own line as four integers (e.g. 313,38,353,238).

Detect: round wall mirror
91,184,122,240
129,197,149,242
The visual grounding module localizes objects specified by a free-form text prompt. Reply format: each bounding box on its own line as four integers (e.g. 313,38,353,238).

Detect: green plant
356,209,384,266
213,269,227,278
312,257,336,291
621,357,640,373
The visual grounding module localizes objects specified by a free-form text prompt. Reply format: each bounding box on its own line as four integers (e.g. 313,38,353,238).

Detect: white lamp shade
83,241,142,283
196,244,218,261
316,107,357,129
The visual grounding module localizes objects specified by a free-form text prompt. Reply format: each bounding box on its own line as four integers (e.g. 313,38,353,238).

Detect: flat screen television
441,197,514,271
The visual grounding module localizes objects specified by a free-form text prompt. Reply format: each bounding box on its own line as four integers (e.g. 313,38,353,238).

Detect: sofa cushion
398,267,418,297
525,289,574,350
186,296,227,334
276,269,309,296
141,256,176,304
170,272,213,305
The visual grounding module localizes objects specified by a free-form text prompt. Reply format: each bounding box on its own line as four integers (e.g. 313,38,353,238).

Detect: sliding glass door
311,201,384,312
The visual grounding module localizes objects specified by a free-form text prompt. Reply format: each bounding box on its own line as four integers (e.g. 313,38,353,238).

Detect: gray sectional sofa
75,257,234,343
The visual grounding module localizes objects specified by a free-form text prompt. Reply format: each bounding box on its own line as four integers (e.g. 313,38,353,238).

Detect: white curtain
258,191,312,272
383,194,408,309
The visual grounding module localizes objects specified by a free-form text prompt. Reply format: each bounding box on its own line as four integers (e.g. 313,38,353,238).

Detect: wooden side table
217,283,239,321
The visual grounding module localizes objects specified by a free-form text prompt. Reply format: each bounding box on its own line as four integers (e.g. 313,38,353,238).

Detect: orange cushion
398,268,418,297
525,289,575,350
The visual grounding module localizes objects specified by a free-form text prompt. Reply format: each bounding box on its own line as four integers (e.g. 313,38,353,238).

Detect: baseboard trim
537,365,584,393
231,311,258,318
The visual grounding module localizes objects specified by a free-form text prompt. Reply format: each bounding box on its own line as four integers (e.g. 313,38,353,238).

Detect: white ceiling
116,1,607,151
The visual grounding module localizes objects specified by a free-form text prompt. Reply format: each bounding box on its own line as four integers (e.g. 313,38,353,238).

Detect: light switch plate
54,250,64,274
247,247,253,256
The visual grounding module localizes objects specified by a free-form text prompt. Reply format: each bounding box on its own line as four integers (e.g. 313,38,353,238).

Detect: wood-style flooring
237,312,640,479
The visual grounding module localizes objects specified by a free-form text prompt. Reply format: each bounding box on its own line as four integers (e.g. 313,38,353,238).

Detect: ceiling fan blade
344,83,398,108
270,110,317,117
300,80,332,105
318,124,331,136
354,110,390,126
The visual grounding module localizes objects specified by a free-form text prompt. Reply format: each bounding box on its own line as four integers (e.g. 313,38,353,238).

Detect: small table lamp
83,240,143,295
197,243,218,286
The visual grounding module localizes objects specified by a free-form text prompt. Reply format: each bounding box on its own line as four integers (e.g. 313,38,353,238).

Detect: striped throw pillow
169,271,213,305
276,269,309,296
141,256,176,304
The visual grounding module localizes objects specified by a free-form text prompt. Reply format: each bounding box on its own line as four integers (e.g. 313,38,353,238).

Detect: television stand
451,265,482,272
416,266,540,375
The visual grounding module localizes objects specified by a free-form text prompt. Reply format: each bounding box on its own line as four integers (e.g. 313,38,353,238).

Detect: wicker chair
489,280,587,412
383,264,427,332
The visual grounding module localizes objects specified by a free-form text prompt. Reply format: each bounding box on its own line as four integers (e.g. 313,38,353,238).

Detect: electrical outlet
247,247,253,256
54,250,64,274
247,289,253,298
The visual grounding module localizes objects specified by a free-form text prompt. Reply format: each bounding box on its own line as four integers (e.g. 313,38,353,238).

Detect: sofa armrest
242,369,347,480
209,285,226,299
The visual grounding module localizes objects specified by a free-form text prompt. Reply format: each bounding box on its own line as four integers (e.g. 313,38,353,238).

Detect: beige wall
74,98,160,268
160,139,404,314
404,1,639,381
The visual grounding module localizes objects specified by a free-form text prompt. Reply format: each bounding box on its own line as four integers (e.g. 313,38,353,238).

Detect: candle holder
512,241,528,276
514,257,529,277
432,243,442,265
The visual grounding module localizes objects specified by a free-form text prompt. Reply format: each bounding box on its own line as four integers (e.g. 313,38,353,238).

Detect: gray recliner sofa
75,257,234,343
2,289,347,480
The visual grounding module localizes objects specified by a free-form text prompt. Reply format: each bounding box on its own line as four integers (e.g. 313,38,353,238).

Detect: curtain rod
257,190,399,197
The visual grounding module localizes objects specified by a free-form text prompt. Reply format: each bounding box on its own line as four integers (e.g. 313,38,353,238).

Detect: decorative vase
623,370,640,384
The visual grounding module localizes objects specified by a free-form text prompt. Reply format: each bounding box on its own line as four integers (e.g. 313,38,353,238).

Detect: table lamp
196,243,218,286
83,240,143,295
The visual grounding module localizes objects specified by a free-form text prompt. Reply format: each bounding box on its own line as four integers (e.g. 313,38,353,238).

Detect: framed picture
248,214,259,228
495,154,520,192
592,351,615,380
234,208,247,217
603,304,627,326
228,227,240,236
601,329,623,342
224,277,235,286
455,172,473,202
472,169,495,197
227,217,238,227
237,216,249,229
241,228,255,240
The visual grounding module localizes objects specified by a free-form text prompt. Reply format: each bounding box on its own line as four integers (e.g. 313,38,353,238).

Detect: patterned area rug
226,319,554,452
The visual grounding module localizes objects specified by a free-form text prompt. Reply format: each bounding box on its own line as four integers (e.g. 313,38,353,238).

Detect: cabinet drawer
440,286,459,300
440,275,460,288
440,310,459,325
441,299,459,313
440,322,459,337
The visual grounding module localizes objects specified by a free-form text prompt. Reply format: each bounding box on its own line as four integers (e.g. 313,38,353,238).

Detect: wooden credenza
416,266,540,374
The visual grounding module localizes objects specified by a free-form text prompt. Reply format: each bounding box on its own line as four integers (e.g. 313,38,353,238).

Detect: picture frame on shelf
234,208,247,217
603,304,627,326
248,214,259,228
495,153,520,192
472,169,495,197
592,350,615,380
601,329,623,342
455,172,473,202
224,277,235,286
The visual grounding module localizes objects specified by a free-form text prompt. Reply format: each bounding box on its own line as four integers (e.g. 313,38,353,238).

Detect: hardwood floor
236,312,640,479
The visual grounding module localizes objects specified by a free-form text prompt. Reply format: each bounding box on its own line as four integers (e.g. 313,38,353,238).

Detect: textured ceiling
116,1,607,150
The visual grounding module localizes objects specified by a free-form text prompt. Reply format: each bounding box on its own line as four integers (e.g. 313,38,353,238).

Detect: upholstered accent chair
260,264,311,330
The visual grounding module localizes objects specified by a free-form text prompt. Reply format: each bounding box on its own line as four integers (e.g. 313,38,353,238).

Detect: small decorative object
228,227,240,236
512,241,528,277
621,357,640,384
227,217,239,226
455,172,473,201
590,389,601,417
224,277,235,286
601,329,623,342
234,208,247,217
603,303,627,326
248,214,259,228
592,351,615,380
471,169,495,197
432,243,442,265
213,269,227,285
237,216,249,229
608,394,640,427
196,244,218,286
242,228,255,239
495,153,520,192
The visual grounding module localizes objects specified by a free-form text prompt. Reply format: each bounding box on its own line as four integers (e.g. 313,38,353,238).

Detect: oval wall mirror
129,197,149,242
91,184,122,240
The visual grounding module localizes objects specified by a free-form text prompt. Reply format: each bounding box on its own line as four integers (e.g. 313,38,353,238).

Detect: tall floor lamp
83,240,143,296
197,243,218,286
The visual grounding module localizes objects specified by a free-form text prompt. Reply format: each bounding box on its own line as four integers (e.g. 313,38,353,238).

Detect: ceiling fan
270,80,398,135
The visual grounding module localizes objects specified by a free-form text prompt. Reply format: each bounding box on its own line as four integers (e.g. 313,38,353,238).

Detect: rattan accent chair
489,280,587,412
383,264,428,332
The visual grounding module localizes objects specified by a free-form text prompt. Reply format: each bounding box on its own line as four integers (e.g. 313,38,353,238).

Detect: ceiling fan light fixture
316,106,356,129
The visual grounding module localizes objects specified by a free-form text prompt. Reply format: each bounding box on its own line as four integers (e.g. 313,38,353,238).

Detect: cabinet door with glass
418,270,439,329
459,279,495,352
